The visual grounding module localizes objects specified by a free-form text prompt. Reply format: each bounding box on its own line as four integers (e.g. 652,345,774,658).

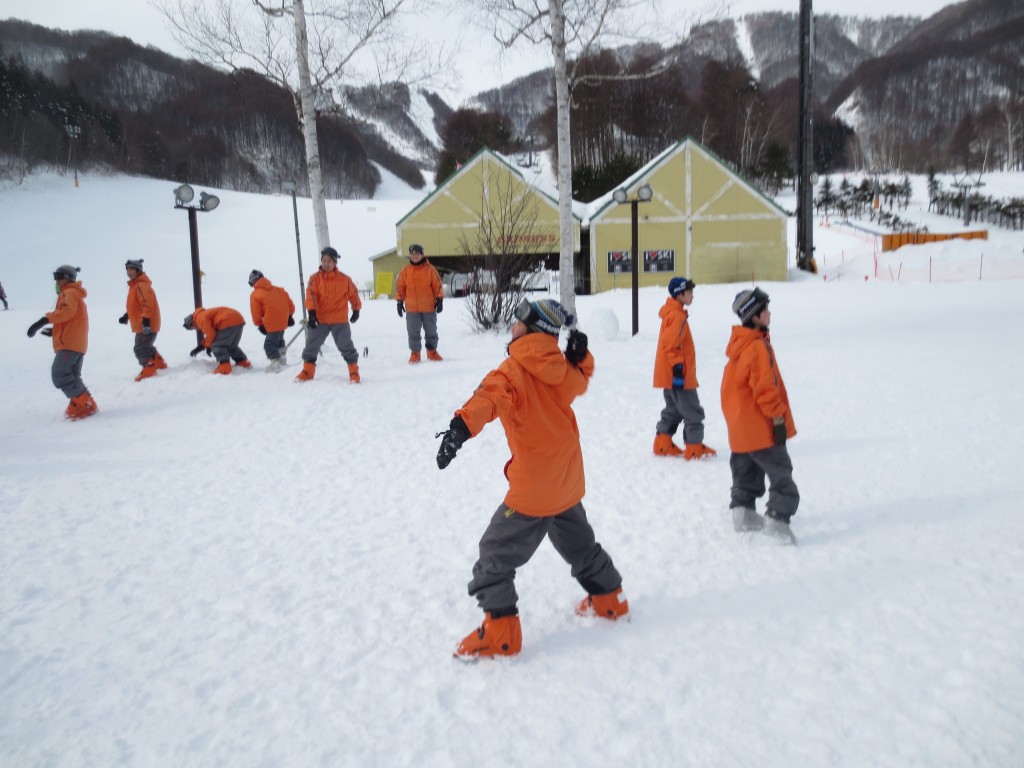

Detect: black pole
796,0,815,272
188,207,204,346
290,187,307,321
631,200,639,336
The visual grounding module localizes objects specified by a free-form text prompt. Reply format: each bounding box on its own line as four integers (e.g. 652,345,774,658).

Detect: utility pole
796,0,816,272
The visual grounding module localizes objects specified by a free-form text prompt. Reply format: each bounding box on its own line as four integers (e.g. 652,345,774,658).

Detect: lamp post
281,180,307,321
173,183,220,345
612,183,653,336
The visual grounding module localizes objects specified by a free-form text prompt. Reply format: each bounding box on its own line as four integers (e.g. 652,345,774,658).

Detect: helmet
53,265,80,282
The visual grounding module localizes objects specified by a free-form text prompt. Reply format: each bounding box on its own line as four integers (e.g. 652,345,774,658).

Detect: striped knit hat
514,298,573,336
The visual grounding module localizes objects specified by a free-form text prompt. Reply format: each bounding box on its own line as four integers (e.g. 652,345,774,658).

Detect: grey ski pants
211,324,247,364
133,331,159,365
302,322,358,364
51,350,87,398
263,330,286,361
405,311,439,352
656,388,706,444
467,502,622,612
729,445,800,521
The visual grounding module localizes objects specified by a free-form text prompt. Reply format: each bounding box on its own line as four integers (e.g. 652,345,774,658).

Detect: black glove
396,301,405,318
350,309,360,323
307,310,318,329
435,297,443,313
118,313,129,325
190,345,204,358
436,416,471,469
142,317,153,336
258,324,267,335
672,364,685,389
773,418,787,446
287,315,295,327
565,329,588,365
27,317,48,337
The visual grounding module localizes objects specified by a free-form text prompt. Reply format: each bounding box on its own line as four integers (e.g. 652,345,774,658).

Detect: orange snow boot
653,433,684,457
348,362,360,384
408,351,421,364
684,443,717,460
65,392,98,421
454,612,522,659
576,587,629,621
235,359,252,369
426,349,443,361
211,362,232,375
294,362,315,382
135,362,158,382
152,353,168,370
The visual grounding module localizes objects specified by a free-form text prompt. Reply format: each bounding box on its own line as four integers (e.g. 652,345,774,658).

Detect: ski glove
27,317,48,337
672,364,685,389
258,324,267,335
772,418,787,446
435,297,443,313
142,318,153,335
118,313,129,325
436,416,471,469
189,345,211,358
565,329,588,365
397,301,405,318
307,310,318,329
350,309,360,323
287,315,295,327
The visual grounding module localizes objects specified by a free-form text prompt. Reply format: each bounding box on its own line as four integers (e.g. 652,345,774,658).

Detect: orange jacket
305,268,361,324
720,326,797,453
47,281,89,353
456,332,594,517
396,260,444,312
250,277,295,333
125,272,161,333
653,297,698,390
193,306,245,348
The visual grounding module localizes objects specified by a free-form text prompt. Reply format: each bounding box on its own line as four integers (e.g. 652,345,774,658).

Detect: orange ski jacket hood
125,272,161,333
47,281,89,353
456,332,594,517
720,325,796,453
653,297,698,389
396,260,444,313
305,267,361,324
250,277,295,332
192,306,245,348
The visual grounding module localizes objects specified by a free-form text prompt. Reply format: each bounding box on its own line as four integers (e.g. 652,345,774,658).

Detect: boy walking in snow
721,287,799,544
436,298,629,659
248,269,296,372
653,276,716,460
183,307,252,375
26,265,98,420
294,247,362,384
396,244,444,363
119,259,167,381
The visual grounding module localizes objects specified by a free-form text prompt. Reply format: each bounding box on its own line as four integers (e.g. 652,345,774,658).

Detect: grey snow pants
51,350,87,398
656,388,706,444
211,324,247,364
405,311,439,352
302,322,358,365
467,502,623,612
133,331,159,365
729,445,800,521
263,330,286,361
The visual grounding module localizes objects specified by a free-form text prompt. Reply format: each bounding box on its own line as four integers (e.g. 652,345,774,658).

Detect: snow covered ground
1,171,1023,767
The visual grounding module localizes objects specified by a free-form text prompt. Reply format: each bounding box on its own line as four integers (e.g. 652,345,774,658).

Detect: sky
1,0,961,105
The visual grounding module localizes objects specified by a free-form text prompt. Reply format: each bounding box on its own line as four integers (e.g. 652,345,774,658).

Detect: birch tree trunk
548,0,576,319
292,0,330,251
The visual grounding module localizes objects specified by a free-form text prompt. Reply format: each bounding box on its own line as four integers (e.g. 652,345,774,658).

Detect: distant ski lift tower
796,0,816,272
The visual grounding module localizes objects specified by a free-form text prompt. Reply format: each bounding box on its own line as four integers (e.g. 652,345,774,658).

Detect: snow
2,171,1023,767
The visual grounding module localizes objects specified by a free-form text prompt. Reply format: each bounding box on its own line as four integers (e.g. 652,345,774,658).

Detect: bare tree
152,0,440,250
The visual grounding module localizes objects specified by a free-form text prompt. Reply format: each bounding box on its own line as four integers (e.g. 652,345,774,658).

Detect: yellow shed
587,138,789,292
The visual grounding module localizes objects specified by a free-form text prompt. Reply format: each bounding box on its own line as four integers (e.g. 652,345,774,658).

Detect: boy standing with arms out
721,288,799,544
653,277,716,459
436,299,628,659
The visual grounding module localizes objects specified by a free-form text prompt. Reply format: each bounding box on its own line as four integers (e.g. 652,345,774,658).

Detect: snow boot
732,505,764,533
762,512,797,545
454,612,522,659
576,587,629,621
65,392,98,421
685,443,717,460
408,351,421,364
152,353,168,370
265,358,285,373
212,362,232,375
294,361,315,382
653,433,684,457
135,362,158,382
426,348,443,361
348,362,360,384
235,359,252,369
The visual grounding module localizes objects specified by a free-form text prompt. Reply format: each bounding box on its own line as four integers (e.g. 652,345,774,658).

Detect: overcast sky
1,0,960,103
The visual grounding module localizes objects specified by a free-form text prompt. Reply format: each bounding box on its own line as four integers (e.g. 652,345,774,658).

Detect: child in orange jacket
436,298,628,659
720,287,799,544
120,259,166,382
26,265,98,420
294,247,362,384
652,276,716,460
396,244,444,363
184,306,252,375
248,269,296,371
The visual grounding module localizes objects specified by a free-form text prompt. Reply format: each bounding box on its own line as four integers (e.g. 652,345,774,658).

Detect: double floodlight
612,183,653,204
174,183,220,212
